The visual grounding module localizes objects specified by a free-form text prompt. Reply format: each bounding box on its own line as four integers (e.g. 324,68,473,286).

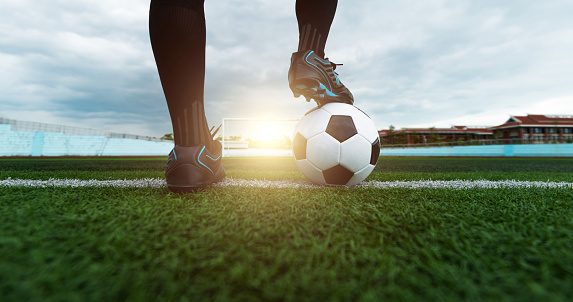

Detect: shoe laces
204,124,222,152
328,60,343,71
322,56,342,69
209,124,222,139
324,59,343,84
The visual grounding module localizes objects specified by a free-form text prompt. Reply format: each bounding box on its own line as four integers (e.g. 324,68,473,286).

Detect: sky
1,0,573,138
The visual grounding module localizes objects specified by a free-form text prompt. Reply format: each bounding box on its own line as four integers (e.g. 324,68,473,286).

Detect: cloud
334,0,573,129
1,0,572,137
0,0,167,134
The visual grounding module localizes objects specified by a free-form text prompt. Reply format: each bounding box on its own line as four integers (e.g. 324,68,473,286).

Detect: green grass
1,157,573,301
2,156,573,182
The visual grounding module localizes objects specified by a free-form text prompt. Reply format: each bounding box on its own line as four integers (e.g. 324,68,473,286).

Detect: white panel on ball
306,132,340,171
346,164,375,186
295,108,331,139
351,111,379,143
339,135,372,173
320,103,358,116
295,159,326,185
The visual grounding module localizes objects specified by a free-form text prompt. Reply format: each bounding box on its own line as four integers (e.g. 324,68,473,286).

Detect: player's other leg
149,0,224,192
289,0,354,106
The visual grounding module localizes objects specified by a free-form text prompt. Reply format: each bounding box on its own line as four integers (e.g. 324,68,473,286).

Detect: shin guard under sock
149,0,212,148
296,0,338,58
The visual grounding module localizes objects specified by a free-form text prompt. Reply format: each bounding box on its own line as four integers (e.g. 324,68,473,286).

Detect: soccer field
1,157,572,301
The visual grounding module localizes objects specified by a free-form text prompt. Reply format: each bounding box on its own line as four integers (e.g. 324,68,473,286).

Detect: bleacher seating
0,123,173,156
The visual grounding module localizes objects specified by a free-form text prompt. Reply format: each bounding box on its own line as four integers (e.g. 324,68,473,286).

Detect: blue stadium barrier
379,143,573,157
0,124,173,156
2,122,572,157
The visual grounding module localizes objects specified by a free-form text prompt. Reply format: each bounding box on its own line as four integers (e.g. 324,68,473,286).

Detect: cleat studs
294,92,301,97
296,84,307,89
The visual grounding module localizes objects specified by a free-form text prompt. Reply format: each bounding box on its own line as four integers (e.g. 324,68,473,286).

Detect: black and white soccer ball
292,103,381,186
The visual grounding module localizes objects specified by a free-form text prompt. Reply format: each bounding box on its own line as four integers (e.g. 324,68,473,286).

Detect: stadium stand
2,117,571,157
0,118,173,156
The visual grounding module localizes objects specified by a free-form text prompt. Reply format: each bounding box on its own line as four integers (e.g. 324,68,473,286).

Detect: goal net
219,118,300,157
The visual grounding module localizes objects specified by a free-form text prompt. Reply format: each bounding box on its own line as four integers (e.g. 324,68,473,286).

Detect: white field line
1,177,572,189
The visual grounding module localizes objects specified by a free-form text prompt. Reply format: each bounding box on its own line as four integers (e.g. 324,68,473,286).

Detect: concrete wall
380,143,573,157
0,124,174,156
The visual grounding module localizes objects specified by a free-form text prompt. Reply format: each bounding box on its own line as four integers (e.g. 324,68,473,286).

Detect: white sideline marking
1,178,572,189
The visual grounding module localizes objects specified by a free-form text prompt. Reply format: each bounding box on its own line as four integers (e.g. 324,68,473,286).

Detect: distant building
378,126,493,146
378,114,573,146
491,114,573,143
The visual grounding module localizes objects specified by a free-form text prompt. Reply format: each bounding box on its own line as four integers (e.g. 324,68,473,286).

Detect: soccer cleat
165,128,225,192
288,50,354,106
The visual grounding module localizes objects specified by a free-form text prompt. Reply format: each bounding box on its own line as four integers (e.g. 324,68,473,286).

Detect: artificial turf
1,157,572,301
2,156,573,182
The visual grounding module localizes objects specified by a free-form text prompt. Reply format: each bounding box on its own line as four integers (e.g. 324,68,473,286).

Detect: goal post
220,118,300,157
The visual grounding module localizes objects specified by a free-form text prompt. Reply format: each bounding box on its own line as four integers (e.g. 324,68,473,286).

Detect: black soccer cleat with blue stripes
165,140,225,192
288,50,354,106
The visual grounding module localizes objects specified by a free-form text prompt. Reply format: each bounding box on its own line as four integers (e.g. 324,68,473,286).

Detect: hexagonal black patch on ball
292,133,307,160
323,164,354,185
371,137,381,165
325,115,357,143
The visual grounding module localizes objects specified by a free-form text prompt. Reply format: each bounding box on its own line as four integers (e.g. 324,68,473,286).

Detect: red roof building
378,114,573,146
491,114,573,143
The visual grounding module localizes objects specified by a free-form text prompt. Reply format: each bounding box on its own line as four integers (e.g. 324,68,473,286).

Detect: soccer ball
292,103,381,186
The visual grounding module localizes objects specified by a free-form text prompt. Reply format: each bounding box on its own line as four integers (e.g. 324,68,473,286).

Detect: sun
249,121,294,141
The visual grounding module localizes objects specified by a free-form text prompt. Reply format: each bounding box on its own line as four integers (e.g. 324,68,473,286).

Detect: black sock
296,0,338,58
149,0,212,148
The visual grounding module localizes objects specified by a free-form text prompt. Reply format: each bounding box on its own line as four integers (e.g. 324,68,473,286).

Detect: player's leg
289,0,354,106
149,0,224,192
295,0,337,59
